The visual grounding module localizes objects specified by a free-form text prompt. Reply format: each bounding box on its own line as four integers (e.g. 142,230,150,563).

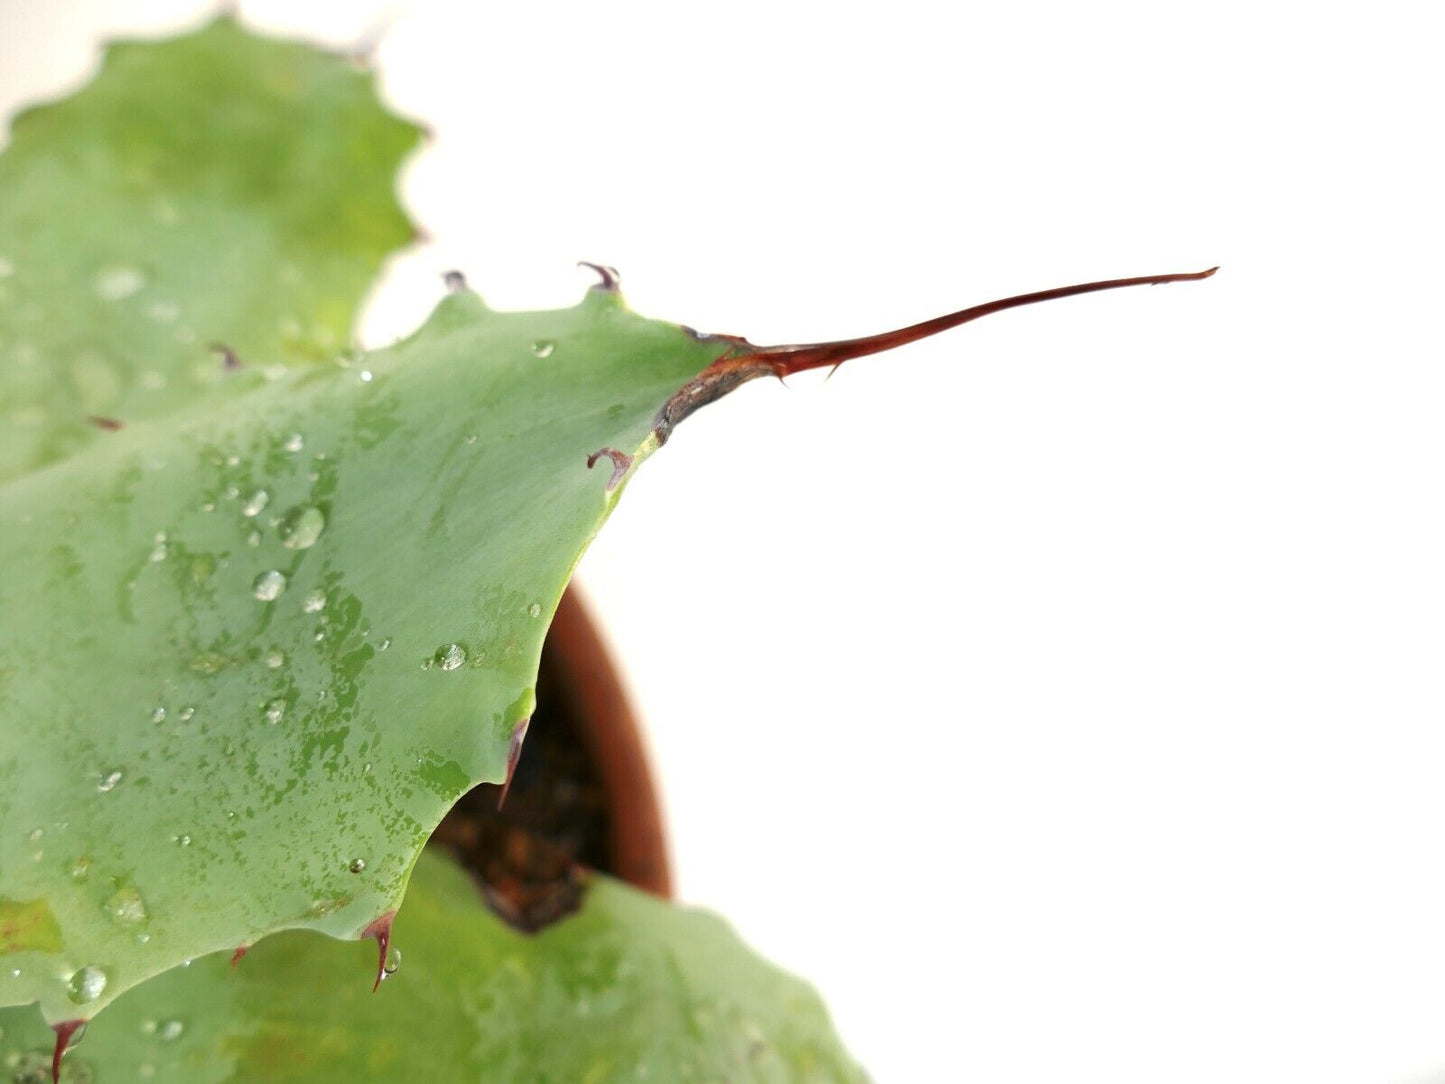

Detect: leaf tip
586,447,632,491
577,261,622,292
50,1019,86,1084
361,911,397,993
497,715,532,811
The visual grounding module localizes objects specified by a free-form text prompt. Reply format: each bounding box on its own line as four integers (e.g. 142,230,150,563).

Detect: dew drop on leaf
241,490,269,517
264,649,285,669
252,570,287,601
349,858,366,873
531,340,554,358
434,643,466,671
96,770,123,793
301,588,327,613
283,433,304,452
105,885,147,925
262,698,286,725
94,265,145,301
383,944,401,976
150,707,166,723
279,506,325,549
67,966,107,1004
156,1019,184,1043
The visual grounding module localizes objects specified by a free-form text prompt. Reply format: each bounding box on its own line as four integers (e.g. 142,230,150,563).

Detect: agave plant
0,17,1212,1082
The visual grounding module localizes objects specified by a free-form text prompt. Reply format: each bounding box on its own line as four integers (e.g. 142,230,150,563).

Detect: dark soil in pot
431,587,671,931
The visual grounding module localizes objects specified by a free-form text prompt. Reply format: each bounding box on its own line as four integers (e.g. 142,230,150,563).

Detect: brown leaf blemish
86,415,123,431
230,943,249,968
209,342,242,371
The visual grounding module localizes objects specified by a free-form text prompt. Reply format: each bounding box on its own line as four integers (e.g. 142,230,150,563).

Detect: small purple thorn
209,342,242,371
230,944,249,969
86,415,123,431
51,1019,85,1084
578,262,621,291
362,911,396,993
442,270,468,293
586,447,632,491
497,716,531,811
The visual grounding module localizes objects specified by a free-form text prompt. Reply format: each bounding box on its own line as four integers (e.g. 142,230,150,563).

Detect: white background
3,2,1443,1081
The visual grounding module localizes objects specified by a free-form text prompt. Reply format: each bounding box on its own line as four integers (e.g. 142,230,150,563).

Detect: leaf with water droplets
0,10,1214,1042
0,16,421,483
0,850,865,1082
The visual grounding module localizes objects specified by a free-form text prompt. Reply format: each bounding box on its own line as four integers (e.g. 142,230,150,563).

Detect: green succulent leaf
0,19,729,1024
0,849,865,1082
0,16,421,483
0,279,720,1022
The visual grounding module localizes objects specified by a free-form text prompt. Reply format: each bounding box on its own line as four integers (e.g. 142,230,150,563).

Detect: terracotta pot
540,586,672,898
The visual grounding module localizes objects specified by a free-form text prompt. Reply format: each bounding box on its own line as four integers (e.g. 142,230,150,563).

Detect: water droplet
531,340,555,358
223,484,240,500
262,698,286,725
246,530,261,547
67,965,107,1004
67,1020,90,1047
175,834,191,847
150,707,166,723
464,434,478,444
383,944,401,976
434,643,467,671
527,602,542,618
96,770,123,793
283,433,305,453
95,265,145,301
241,490,269,517
377,638,391,651
349,858,366,873
27,827,43,842
178,706,195,722
71,857,91,880
225,455,240,467
279,505,326,550
363,762,373,773
149,539,168,562
302,589,326,613
135,931,151,944
156,1019,184,1042
105,885,147,925
252,570,287,601
264,649,285,669
140,1019,156,1035
359,369,374,382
